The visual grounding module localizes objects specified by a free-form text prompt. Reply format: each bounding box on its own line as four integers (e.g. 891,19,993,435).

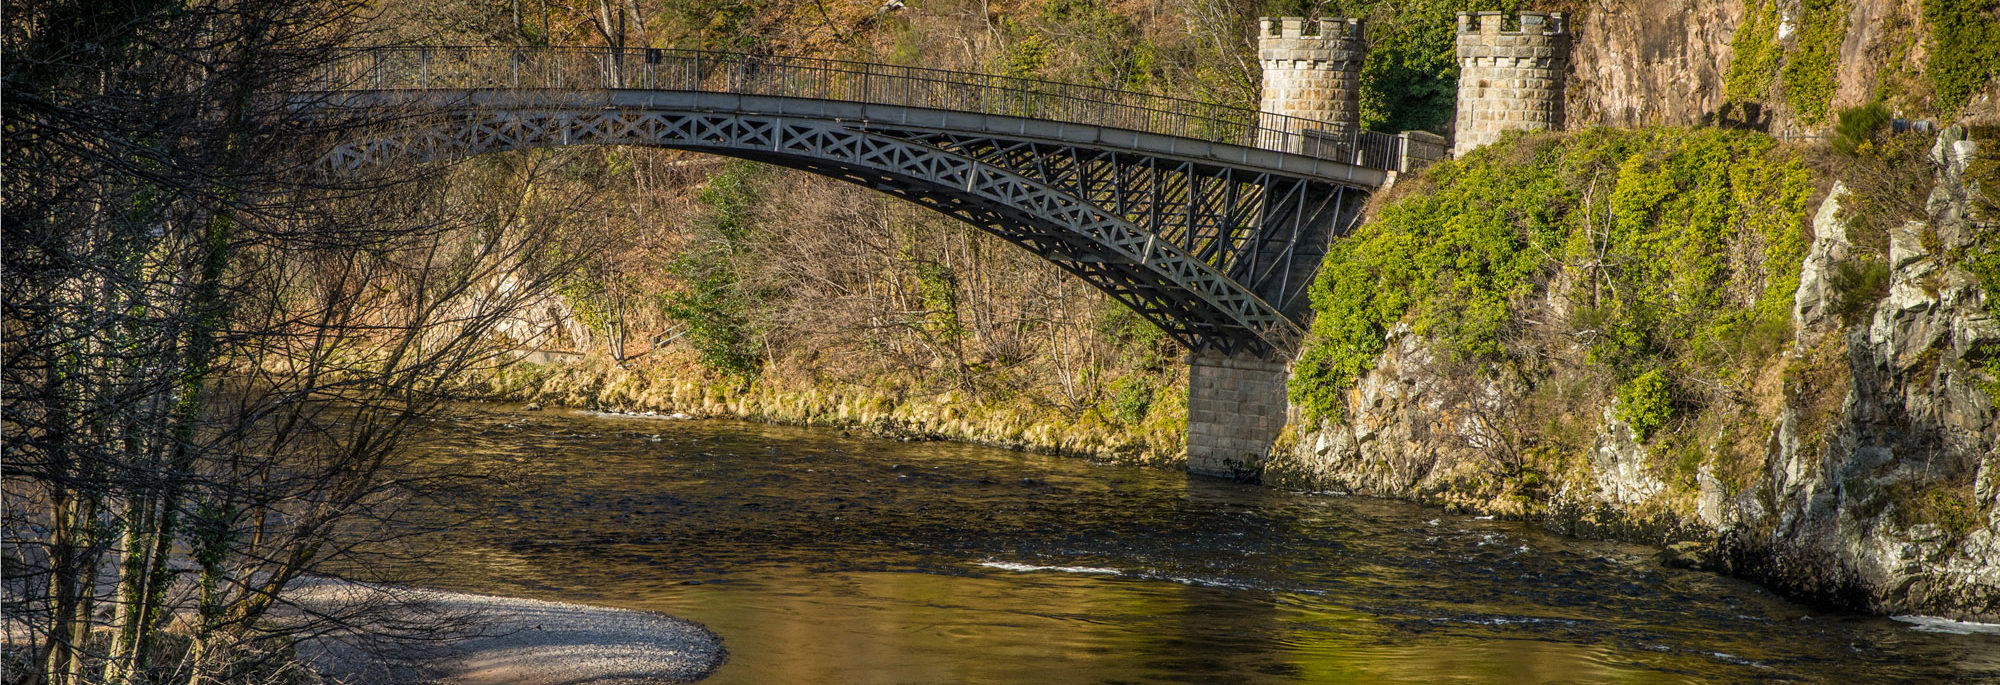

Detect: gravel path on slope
291,582,726,684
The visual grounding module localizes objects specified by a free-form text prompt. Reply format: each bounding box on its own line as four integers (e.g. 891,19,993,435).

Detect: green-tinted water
375,406,2000,683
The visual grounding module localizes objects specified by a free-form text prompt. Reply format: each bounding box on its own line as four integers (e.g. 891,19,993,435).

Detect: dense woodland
6,0,1999,681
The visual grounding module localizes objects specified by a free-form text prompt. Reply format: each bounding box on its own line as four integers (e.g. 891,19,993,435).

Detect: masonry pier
1185,350,1291,478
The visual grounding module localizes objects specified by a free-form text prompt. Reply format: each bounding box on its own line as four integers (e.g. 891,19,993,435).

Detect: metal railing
309,46,1436,173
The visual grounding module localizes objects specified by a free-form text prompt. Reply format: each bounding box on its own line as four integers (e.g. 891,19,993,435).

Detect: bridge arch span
316,90,1371,352
296,45,1436,474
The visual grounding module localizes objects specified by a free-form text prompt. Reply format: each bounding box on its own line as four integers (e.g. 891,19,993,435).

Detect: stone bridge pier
1178,16,1360,479
1185,350,1291,478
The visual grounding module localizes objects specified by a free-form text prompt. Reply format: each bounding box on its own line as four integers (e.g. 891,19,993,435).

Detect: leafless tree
2,2,603,682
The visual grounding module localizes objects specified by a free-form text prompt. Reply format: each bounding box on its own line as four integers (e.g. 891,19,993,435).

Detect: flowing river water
374,406,2000,683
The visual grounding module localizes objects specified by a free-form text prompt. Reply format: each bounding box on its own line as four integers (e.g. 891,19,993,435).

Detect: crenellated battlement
1455,11,1568,69
1455,11,1566,36
1258,17,1366,69
1258,16,1364,41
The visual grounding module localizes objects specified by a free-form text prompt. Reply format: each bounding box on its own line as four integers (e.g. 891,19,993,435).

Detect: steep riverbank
459,358,1187,467
1271,125,1999,621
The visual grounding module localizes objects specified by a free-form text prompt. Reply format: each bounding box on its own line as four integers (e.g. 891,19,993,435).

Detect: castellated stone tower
1257,17,1365,151
1452,11,1569,156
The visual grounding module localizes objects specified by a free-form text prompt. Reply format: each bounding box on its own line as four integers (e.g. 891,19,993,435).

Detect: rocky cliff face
1565,0,1952,131
1274,128,1999,620
1733,127,2000,618
1567,0,1743,128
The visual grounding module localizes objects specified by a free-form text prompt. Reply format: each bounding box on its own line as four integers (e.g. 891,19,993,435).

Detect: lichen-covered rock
1793,182,1852,330
1716,129,1997,620
1589,407,1663,506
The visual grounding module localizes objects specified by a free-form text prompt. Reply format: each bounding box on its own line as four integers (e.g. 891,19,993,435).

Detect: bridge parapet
311,46,1429,177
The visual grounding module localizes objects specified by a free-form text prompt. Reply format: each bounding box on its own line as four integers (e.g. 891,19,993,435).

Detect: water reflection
359,406,2000,683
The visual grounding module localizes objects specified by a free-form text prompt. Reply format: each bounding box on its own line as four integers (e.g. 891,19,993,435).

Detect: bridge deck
309,46,1436,185
313,88,1389,189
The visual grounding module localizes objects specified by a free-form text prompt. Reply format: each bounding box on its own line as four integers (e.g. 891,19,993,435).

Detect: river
370,406,2000,683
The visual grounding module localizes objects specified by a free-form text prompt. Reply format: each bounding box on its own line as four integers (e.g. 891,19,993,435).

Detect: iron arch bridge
301,47,1443,354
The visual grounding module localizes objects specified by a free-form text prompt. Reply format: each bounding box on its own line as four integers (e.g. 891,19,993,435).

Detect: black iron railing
311,46,1443,174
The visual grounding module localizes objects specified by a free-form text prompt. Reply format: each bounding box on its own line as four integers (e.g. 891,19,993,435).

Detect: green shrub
558,275,620,335
1970,240,2000,305
998,34,1052,78
1966,147,2000,304
911,261,965,342
1928,488,1979,535
1615,368,1674,441
1095,299,1173,370
1830,257,1891,326
1832,102,1892,157
1974,343,2000,406
1891,481,1983,536
1107,375,1156,424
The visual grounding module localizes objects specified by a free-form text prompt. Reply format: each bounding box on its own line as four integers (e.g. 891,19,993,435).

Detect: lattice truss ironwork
322,108,1363,353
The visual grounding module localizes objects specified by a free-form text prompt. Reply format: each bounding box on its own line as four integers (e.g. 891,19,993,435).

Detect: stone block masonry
1186,350,1291,478
1257,16,1365,152
1453,11,1569,156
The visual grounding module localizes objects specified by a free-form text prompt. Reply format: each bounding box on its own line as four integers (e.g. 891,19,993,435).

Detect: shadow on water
357,405,2000,684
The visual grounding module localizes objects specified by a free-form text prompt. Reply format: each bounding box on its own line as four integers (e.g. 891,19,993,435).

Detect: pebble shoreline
292,582,726,684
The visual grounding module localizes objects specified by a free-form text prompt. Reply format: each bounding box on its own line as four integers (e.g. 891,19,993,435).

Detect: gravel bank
291,582,725,684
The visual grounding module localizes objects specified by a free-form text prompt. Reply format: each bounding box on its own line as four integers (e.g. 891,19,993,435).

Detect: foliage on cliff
1724,0,1998,124
1723,0,1851,124
1290,128,1813,423
1725,0,1783,106
1923,0,2000,113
